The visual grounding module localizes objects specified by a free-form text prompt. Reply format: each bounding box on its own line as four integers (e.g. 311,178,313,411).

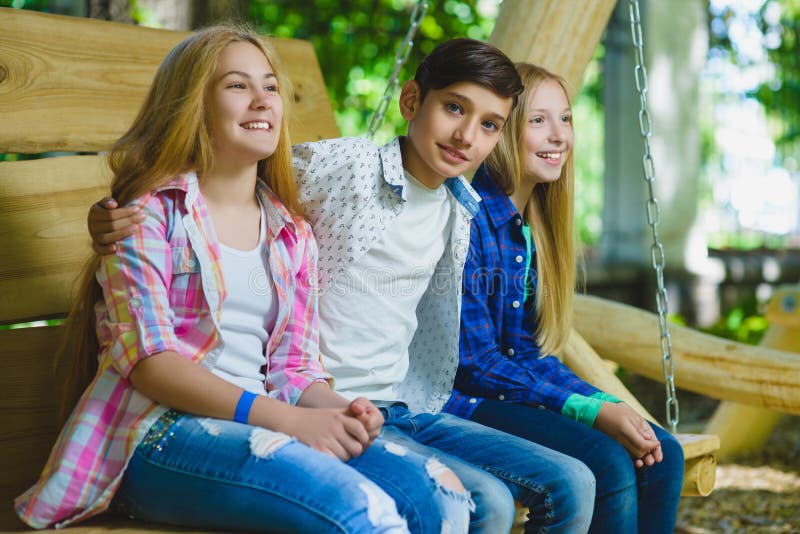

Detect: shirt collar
155,171,299,241
379,137,406,198
380,136,480,217
471,163,520,228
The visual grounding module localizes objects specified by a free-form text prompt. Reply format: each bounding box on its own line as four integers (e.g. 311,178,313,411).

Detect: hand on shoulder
88,196,146,254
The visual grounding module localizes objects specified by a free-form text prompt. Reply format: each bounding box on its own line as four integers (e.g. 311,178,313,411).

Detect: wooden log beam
488,0,617,97
573,294,800,414
704,285,800,459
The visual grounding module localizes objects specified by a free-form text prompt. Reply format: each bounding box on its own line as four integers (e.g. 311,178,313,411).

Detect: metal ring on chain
628,0,679,432
366,1,429,139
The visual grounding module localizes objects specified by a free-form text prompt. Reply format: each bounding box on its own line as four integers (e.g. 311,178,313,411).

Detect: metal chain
627,0,679,433
366,0,429,139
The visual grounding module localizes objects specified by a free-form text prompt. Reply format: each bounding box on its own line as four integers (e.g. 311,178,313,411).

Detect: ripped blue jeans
114,411,471,534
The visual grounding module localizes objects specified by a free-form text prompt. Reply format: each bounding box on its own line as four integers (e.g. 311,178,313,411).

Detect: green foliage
573,45,605,247
709,0,800,160
0,0,49,8
0,318,64,330
701,295,769,345
707,231,789,250
753,0,800,152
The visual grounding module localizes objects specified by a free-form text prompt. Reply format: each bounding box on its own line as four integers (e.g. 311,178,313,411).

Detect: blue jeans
380,405,595,534
114,410,471,533
472,400,684,534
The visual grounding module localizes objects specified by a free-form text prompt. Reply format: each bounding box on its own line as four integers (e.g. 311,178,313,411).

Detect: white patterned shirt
292,137,481,413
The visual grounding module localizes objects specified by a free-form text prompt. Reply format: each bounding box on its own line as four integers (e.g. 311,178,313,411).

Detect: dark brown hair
414,38,523,108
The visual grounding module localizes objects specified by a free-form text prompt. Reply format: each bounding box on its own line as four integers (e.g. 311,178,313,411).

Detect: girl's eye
482,121,499,132
446,102,463,114
265,84,279,93
228,82,245,89
561,114,572,123
529,116,544,124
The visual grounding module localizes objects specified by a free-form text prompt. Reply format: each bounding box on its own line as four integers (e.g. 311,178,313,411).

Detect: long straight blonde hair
59,25,300,418
484,63,578,357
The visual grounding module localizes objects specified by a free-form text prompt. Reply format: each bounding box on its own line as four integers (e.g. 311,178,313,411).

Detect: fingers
651,443,664,463
88,198,144,253
634,444,663,469
96,197,119,210
348,398,383,441
320,442,349,462
92,242,117,255
342,416,370,448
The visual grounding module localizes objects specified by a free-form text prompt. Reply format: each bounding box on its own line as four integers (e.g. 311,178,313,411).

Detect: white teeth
242,121,270,130
537,152,560,160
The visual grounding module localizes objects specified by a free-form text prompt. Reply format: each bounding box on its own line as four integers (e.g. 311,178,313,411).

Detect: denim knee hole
247,427,293,458
384,441,408,456
358,481,408,530
198,418,223,436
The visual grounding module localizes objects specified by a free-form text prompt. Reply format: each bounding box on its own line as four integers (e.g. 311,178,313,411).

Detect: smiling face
206,41,283,167
523,78,573,185
400,80,513,188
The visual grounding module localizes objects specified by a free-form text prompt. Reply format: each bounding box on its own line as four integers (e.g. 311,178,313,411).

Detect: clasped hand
282,397,384,461
595,402,663,469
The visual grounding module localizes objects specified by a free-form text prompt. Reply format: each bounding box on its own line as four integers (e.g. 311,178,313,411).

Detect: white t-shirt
318,171,454,401
212,201,278,395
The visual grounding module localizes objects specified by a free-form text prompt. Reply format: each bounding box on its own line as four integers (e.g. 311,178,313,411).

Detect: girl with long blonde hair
444,63,685,533
16,25,471,533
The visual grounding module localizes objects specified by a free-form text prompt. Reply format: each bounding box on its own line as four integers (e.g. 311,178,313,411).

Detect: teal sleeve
591,391,622,404
562,393,606,426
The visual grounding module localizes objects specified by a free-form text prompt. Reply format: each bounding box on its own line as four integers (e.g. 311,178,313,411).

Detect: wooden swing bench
4,6,800,533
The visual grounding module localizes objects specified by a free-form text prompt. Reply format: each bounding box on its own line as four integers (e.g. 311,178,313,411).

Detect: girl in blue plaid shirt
443,63,684,533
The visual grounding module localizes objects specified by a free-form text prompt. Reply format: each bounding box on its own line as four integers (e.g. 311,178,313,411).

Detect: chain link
367,1,429,139
628,0,679,432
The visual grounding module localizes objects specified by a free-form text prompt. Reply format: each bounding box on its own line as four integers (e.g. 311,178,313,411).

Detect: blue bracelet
234,390,258,424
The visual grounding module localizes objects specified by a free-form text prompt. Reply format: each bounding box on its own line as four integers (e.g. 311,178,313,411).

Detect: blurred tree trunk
87,0,133,23
85,0,245,30
190,0,247,28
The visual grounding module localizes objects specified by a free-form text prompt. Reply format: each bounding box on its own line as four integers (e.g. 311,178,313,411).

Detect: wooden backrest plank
0,7,339,154
0,156,108,323
0,327,66,530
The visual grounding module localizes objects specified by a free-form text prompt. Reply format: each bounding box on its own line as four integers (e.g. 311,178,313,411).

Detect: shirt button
515,218,522,226
129,297,142,308
469,398,477,404
515,255,523,263
512,300,520,309
498,394,505,401
507,348,515,356
186,258,196,268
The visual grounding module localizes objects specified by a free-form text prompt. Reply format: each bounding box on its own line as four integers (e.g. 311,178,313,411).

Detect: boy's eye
561,114,572,123
445,102,463,114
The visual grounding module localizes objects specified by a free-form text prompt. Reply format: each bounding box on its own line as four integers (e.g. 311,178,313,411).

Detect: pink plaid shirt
16,172,331,528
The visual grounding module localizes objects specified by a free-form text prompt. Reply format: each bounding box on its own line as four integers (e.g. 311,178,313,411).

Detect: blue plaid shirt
443,164,599,419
